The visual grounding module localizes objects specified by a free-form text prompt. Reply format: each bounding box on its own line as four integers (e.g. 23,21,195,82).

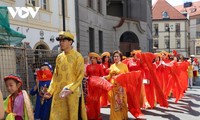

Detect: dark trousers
78,97,82,120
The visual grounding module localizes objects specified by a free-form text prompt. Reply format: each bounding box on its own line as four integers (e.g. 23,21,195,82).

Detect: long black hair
102,56,111,67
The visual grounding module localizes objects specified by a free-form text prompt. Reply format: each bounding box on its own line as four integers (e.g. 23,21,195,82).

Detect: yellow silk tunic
48,49,87,120
107,62,129,120
0,90,4,119
188,64,193,78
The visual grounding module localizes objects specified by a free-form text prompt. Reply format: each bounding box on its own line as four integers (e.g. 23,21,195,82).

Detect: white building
175,1,200,58
0,0,77,50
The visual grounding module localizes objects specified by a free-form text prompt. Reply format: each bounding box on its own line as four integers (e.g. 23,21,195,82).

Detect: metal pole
75,0,80,51
169,27,170,53
62,0,66,31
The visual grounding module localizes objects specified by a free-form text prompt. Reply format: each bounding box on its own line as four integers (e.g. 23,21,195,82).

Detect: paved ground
101,77,200,120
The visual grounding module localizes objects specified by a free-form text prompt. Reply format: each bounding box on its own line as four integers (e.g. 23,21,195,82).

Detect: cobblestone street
101,78,200,120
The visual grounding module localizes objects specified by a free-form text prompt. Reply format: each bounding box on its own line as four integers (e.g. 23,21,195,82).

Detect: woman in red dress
85,52,104,120
127,50,150,109
100,52,111,107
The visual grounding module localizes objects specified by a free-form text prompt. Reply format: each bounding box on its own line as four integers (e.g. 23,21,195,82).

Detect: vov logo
7,7,40,19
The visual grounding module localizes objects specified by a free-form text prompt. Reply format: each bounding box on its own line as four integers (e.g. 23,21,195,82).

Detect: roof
175,1,200,17
152,0,187,20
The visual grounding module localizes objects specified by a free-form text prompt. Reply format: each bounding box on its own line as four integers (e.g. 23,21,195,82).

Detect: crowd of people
0,31,199,120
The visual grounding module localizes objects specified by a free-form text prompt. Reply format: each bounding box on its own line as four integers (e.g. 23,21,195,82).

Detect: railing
0,46,60,98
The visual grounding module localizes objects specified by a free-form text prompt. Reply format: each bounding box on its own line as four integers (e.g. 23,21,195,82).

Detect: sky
152,0,200,6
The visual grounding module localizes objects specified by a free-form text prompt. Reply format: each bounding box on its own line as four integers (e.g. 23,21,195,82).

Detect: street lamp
165,26,170,53
62,0,66,31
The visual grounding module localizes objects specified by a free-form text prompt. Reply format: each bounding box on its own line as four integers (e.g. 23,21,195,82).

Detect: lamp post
165,26,170,53
62,0,66,31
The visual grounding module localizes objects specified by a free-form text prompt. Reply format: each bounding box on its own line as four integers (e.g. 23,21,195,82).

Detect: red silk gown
86,63,104,120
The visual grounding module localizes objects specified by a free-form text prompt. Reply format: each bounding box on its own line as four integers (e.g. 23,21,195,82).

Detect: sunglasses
56,36,73,41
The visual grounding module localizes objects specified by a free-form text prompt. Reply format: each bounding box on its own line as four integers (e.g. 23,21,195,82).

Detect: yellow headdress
56,31,74,41
101,52,110,58
88,52,100,58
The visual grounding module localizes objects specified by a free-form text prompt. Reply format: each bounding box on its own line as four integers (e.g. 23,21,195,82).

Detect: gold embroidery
61,64,68,71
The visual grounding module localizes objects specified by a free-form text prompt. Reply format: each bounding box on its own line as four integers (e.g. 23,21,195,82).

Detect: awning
0,6,26,45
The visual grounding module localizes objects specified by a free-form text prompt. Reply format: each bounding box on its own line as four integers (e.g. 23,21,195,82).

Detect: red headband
4,75,23,85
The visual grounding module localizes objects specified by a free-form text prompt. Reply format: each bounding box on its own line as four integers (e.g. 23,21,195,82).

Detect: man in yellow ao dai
44,31,87,120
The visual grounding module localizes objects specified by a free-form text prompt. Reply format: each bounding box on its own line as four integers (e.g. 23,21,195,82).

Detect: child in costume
4,74,34,120
30,62,53,120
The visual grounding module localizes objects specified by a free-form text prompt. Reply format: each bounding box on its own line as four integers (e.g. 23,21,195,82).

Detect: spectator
0,90,4,119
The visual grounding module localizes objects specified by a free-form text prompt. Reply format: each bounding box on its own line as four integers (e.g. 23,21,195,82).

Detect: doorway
119,31,140,57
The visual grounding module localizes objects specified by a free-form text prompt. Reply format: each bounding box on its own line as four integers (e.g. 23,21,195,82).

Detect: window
64,0,68,17
162,11,169,19
89,27,95,52
27,0,37,6
88,0,93,8
32,0,36,6
59,0,68,16
107,1,123,17
154,24,159,36
165,37,169,49
99,31,103,53
97,0,102,13
196,18,200,24
27,0,32,4
196,31,200,38
153,40,159,48
41,0,48,10
165,23,169,32
196,46,200,55
176,39,181,48
175,23,180,37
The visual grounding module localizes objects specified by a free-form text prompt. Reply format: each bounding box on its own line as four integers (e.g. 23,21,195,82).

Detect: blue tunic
30,81,52,120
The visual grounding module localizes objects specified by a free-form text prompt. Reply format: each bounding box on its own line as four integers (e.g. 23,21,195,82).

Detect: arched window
162,11,169,19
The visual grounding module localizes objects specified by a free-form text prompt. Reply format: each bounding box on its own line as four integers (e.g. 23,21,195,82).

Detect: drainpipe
149,0,153,52
62,0,66,31
75,0,80,51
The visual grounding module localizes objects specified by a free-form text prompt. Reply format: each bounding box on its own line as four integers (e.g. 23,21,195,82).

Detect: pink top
13,92,24,118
